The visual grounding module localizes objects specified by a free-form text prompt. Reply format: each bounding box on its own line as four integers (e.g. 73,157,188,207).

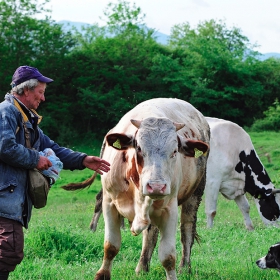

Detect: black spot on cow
235,150,271,194
235,149,280,221
259,195,280,221
235,161,243,173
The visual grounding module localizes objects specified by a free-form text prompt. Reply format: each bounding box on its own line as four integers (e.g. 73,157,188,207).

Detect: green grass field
8,131,280,280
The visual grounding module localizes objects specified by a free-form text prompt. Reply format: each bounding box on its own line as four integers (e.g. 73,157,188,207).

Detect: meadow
9,131,280,280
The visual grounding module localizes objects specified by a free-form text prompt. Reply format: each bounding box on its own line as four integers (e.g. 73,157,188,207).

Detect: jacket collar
12,96,42,125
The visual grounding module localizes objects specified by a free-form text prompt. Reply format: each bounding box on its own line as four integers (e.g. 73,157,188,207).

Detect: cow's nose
147,182,167,194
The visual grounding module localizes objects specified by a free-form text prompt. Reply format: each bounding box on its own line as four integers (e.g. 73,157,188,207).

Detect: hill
57,20,280,60
57,20,169,45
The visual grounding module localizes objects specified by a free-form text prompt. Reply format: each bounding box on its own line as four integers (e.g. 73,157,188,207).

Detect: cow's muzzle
144,181,167,196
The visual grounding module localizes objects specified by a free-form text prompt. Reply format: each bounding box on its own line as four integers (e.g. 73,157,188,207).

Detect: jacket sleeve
0,106,39,169
38,129,87,170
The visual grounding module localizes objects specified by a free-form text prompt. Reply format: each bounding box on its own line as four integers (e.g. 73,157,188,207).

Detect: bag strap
22,121,31,149
13,98,32,148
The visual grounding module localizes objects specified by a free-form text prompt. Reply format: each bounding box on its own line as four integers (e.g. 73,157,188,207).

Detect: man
0,66,110,279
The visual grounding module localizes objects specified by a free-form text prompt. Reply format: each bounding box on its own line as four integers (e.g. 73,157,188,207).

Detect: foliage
167,19,269,127
0,0,76,101
1,0,280,145
250,99,280,132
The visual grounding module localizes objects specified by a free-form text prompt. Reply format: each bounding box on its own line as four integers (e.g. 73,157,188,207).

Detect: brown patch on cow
183,131,197,140
183,131,190,138
136,153,144,172
104,241,119,260
162,255,176,271
122,151,127,163
190,129,196,138
127,157,140,189
124,178,129,185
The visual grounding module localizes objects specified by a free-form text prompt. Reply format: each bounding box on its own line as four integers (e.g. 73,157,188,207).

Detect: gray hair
11,79,39,95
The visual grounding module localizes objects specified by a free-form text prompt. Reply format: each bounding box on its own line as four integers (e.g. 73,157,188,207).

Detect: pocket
0,224,15,252
0,220,24,268
0,184,16,194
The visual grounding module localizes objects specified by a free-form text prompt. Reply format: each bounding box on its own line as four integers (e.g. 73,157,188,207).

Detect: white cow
63,98,210,280
89,116,280,275
205,117,280,230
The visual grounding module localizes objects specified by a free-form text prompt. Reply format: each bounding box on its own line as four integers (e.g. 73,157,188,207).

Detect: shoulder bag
23,122,51,209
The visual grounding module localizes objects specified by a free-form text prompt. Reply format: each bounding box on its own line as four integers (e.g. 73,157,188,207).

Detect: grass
8,131,280,280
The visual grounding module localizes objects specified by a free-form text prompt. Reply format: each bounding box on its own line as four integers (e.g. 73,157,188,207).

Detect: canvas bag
22,120,51,209
27,168,50,209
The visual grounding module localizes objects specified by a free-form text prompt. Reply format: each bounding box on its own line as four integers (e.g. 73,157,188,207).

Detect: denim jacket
0,93,87,228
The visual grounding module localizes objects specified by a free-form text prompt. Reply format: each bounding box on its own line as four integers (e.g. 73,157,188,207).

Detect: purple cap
11,66,53,87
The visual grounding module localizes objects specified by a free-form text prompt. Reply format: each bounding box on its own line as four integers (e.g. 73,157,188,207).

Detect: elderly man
0,66,110,279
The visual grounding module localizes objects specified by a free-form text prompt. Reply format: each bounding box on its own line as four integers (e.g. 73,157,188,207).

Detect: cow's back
206,117,253,190
113,98,208,138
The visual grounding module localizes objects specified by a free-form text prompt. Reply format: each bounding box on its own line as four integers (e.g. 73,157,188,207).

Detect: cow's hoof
95,270,111,280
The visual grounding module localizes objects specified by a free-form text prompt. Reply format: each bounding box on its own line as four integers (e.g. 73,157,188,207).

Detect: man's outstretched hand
82,156,110,175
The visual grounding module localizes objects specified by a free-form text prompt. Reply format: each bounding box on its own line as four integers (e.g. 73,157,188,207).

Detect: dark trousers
0,271,9,280
0,217,24,275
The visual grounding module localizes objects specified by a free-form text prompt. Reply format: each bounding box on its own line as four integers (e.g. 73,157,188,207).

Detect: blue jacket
0,93,87,228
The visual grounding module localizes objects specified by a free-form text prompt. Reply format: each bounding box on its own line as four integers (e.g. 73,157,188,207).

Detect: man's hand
36,155,52,171
82,156,110,175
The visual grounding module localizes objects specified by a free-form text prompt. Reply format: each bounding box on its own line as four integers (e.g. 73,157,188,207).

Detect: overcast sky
46,0,280,54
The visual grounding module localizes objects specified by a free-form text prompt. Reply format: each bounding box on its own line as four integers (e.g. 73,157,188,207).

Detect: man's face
24,82,46,110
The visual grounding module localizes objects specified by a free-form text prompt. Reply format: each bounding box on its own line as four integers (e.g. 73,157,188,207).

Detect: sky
46,0,280,54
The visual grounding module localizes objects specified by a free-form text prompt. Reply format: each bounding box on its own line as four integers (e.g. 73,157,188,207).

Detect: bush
250,99,280,131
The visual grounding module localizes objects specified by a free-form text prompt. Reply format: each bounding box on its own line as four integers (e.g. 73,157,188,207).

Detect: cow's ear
106,133,134,150
178,135,209,158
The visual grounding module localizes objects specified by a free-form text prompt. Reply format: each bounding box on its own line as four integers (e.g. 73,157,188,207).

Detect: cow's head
106,117,209,199
235,149,280,224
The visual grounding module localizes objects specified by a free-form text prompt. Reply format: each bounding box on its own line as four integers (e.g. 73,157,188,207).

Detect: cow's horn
174,122,185,131
271,189,280,194
131,119,142,128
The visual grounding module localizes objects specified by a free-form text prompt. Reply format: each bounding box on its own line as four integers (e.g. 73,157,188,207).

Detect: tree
167,19,268,127
64,0,170,138
0,0,76,100
250,99,280,131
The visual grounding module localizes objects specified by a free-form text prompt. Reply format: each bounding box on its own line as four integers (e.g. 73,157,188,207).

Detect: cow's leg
234,194,254,230
95,194,122,280
204,179,220,228
135,224,159,274
131,196,153,236
179,175,205,272
90,189,103,232
90,189,126,232
158,200,178,280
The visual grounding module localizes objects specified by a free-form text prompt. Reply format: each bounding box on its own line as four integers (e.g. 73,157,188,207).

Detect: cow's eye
171,150,177,158
137,146,142,153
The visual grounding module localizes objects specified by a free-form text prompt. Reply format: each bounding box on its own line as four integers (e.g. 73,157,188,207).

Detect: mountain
57,20,169,45
257,52,280,61
57,20,280,59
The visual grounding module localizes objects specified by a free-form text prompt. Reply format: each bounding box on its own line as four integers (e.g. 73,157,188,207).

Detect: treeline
1,0,280,146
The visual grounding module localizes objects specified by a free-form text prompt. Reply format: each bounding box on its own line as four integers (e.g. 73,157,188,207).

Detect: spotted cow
205,117,280,230
63,98,210,280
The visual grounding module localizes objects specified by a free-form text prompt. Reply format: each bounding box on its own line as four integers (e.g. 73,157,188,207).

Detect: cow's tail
61,139,107,191
61,172,98,191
